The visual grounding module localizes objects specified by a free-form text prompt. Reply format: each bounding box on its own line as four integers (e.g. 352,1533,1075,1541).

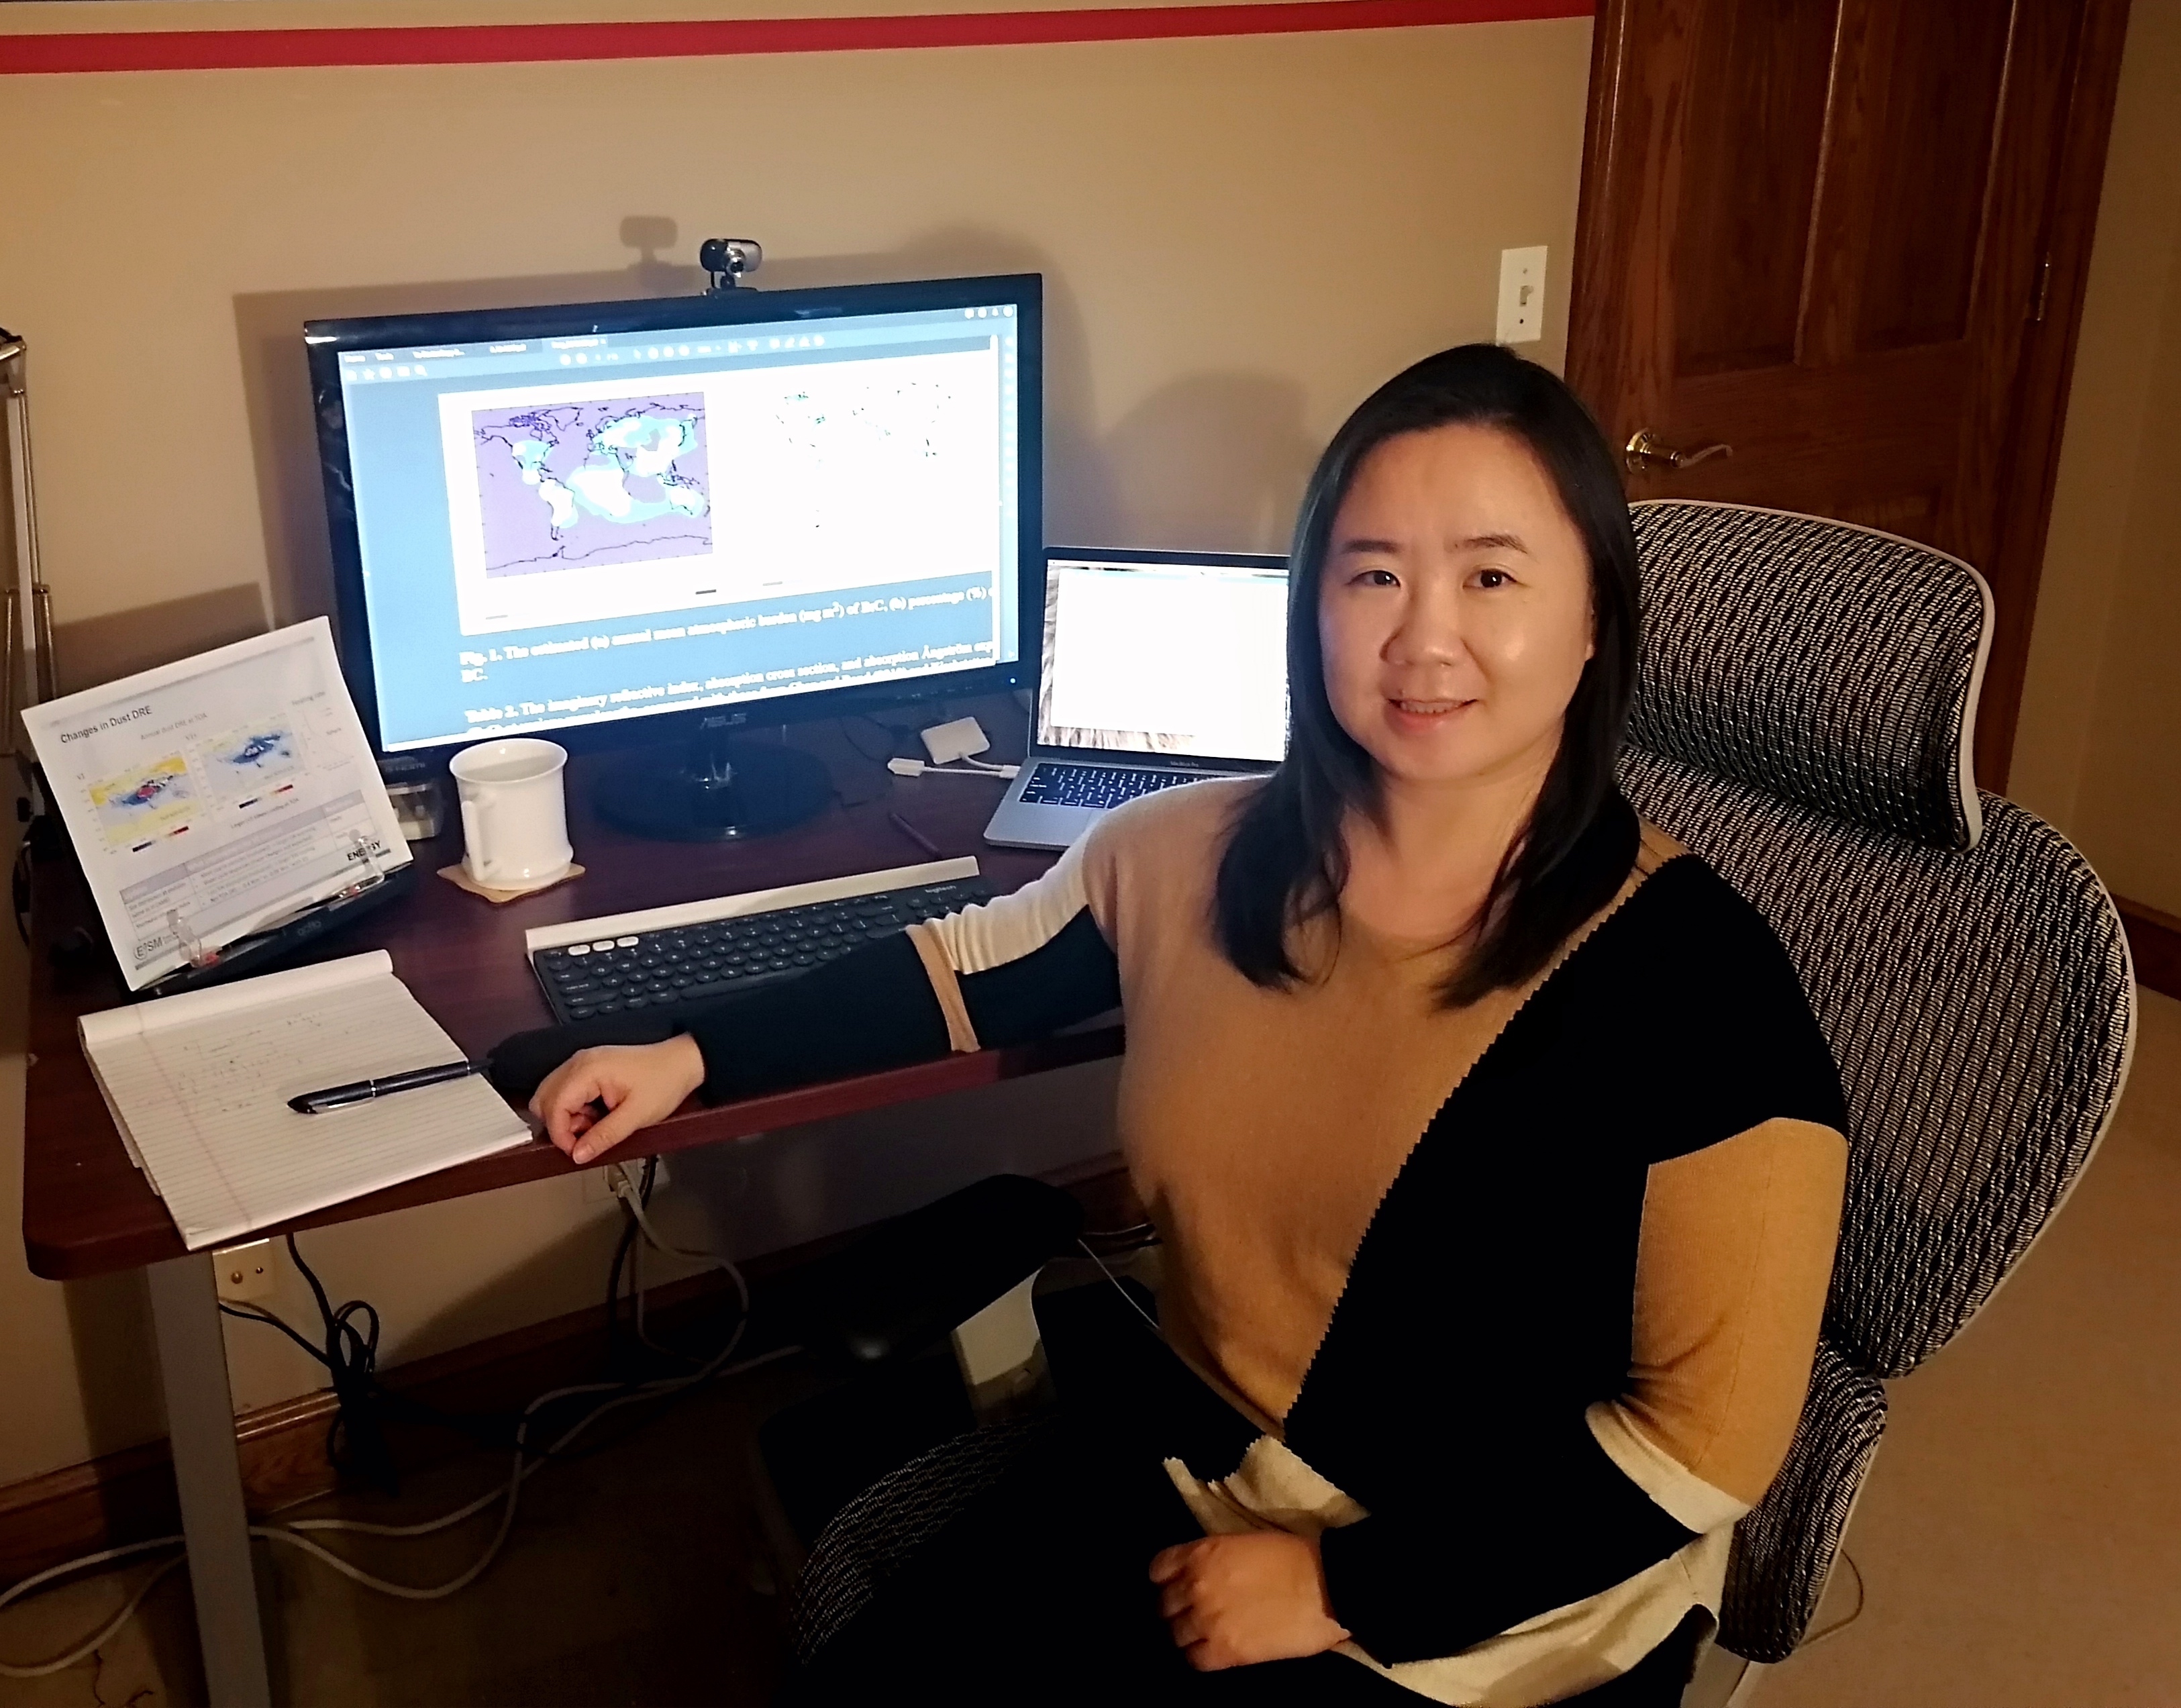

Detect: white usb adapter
920,715,993,767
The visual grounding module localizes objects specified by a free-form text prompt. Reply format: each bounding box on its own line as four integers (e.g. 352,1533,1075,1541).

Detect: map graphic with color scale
471,395,713,577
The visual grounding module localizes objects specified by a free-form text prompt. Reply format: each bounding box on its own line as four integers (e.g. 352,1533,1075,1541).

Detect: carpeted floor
1754,985,2181,1708
0,1354,809,1708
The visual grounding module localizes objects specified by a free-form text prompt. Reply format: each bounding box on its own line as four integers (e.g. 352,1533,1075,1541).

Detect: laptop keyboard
1017,762,1204,811
531,874,995,1025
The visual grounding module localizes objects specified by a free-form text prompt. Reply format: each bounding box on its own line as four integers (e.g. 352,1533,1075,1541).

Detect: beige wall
0,3,1594,1486
2011,0,2181,917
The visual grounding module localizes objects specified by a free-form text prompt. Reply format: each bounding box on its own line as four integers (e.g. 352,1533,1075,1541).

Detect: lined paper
81,951,532,1250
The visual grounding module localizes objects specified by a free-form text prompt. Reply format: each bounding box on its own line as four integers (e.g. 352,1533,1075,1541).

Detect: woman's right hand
529,1035,707,1165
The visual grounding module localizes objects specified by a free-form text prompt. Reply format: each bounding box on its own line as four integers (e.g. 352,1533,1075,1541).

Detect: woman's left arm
1588,1115,1848,1532
1317,1115,1847,1664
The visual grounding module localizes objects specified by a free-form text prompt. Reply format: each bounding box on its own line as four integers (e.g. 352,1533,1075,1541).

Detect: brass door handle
1625,429,1733,475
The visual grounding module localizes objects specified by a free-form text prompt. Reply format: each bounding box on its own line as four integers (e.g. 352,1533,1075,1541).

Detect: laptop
984,547,1290,851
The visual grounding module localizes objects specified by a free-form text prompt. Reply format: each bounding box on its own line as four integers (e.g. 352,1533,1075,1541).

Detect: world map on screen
471,395,713,577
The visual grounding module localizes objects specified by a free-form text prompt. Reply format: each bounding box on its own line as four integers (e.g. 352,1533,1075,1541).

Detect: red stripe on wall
0,0,1590,75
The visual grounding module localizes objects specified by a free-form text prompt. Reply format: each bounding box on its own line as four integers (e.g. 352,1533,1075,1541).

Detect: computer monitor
304,273,1041,838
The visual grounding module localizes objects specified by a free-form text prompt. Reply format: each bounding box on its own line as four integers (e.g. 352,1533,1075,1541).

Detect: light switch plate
1497,246,1548,345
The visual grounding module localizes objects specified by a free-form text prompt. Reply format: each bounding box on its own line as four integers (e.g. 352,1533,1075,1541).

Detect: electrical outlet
1497,246,1548,345
214,1238,277,1303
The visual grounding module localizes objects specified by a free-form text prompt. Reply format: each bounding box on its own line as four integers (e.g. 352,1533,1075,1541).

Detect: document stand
139,830,417,1001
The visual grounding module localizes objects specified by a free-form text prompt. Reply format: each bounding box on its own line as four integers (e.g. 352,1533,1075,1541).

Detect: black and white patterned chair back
1619,500,2137,1660
1626,502,1992,854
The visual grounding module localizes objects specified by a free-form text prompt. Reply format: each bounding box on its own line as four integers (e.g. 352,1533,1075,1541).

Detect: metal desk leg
146,1253,273,1708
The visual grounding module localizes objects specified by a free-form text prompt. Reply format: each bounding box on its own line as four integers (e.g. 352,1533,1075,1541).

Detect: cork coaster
438,862,585,905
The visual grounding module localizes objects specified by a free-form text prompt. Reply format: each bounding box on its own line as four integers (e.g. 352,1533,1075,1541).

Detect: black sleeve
489,890,1123,1108
1317,1423,1701,1661
955,908,1123,1046
491,842,1125,1108
683,930,954,1102
684,906,1123,1101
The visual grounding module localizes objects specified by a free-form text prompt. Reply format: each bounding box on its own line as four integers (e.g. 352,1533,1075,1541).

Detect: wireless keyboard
524,858,995,1026
1015,761,1201,811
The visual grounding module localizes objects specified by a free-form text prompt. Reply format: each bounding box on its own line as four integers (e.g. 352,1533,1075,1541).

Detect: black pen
289,1060,485,1115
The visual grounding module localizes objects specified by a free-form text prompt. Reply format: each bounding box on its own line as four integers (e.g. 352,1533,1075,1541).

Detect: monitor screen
306,275,1039,754
1037,553,1289,762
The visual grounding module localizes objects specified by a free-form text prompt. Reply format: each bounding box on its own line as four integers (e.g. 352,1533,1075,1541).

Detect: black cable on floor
221,1178,762,1497
285,1232,401,1493
221,1236,525,1491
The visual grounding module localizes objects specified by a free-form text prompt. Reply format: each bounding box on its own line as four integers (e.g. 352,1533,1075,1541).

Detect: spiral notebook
79,951,534,1250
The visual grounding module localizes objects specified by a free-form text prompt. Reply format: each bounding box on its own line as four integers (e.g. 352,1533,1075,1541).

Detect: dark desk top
21,702,1121,1280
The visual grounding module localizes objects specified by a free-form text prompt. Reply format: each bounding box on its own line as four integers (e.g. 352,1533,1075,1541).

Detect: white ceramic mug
450,738,572,890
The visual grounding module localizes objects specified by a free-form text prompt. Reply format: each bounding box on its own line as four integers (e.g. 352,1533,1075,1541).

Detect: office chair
769,501,2139,1698
1616,499,2135,1689
750,1172,1088,1648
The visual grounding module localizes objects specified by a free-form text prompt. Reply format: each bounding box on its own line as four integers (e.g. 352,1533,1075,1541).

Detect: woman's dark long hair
1213,343,1641,1008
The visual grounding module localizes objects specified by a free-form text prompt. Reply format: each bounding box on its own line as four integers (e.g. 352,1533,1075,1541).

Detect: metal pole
146,1254,274,1708
1,329,54,726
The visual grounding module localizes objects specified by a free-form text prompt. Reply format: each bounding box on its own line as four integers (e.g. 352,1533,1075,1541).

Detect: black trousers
779,1289,1701,1707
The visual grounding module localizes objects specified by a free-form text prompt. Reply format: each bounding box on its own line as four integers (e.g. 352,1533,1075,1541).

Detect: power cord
603,1156,745,1376
883,756,1019,779
838,713,925,768
601,1157,656,1376
1,1188,776,1678
1080,1221,1159,1256
0,1542,188,1679
609,1160,751,1366
1798,1550,1866,1648
287,1232,391,1489
515,1162,762,1476
1076,1235,1165,1341
219,1235,513,1484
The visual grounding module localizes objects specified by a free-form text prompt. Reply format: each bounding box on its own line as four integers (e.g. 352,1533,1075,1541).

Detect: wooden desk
18,702,1121,1705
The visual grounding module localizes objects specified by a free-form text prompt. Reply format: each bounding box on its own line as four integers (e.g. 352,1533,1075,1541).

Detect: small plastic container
378,758,445,842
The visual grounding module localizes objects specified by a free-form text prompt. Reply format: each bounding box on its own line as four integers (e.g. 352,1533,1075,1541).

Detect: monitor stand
591,736,832,842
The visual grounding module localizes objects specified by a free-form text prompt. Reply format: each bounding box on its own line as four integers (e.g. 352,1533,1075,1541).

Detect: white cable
604,1164,681,1361
590,1160,744,1362
0,1541,186,1678
1076,1237,1165,1340
883,756,1019,779
249,1338,789,1599
1798,1550,1866,1649
1,1223,787,1665
627,1234,699,1364
0,1341,799,1668
608,1162,752,1324
251,1338,793,1595
630,1235,672,1360
239,1169,762,1601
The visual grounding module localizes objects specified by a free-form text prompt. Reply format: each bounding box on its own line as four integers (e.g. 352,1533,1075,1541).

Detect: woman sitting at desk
528,344,1848,1706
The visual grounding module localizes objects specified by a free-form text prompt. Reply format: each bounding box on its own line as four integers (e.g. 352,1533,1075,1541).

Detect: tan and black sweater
681,780,1848,1705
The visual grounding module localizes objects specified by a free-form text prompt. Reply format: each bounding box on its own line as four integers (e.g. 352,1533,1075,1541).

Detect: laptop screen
1036,555,1289,762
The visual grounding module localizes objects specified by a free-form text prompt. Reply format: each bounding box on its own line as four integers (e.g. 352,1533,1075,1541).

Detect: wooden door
1568,0,2131,789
